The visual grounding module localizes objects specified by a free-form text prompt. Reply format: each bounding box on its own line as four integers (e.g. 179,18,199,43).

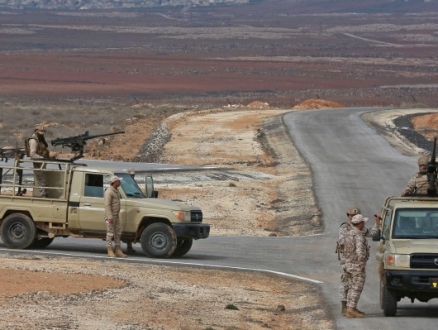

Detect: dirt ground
1,101,436,329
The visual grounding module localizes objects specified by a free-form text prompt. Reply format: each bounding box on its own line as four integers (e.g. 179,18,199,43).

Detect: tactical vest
25,135,50,158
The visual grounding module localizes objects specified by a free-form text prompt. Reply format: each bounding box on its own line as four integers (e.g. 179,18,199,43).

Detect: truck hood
125,198,201,211
390,240,438,254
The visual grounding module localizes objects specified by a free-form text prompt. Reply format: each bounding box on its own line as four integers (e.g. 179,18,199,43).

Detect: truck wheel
172,238,193,257
30,237,54,249
382,284,398,317
0,213,37,249
140,223,177,258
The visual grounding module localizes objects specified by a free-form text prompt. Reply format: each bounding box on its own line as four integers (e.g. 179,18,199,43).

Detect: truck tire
0,213,37,249
140,223,177,258
172,238,193,257
30,237,54,249
382,284,398,317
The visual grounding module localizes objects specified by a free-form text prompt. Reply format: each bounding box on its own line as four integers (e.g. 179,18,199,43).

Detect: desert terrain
2,1,438,328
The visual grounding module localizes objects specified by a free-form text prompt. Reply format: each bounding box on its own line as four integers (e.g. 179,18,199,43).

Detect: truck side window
84,174,104,198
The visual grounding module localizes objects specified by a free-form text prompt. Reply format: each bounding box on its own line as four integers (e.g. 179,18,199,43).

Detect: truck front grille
190,211,203,222
410,254,438,269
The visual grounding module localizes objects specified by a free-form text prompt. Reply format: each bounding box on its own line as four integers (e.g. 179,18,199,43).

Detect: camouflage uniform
338,222,378,302
28,133,50,197
342,226,370,308
104,185,122,248
404,172,429,195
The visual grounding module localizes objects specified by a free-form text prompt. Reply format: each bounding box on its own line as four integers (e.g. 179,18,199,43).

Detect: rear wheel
140,223,177,258
382,283,398,316
0,213,37,249
172,238,193,257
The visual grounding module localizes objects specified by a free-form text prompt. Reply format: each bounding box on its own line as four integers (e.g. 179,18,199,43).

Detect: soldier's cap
347,206,361,215
34,125,45,132
418,155,429,166
128,168,135,175
110,175,123,183
351,214,368,224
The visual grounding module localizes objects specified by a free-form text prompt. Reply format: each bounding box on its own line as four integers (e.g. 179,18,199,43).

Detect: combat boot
114,245,127,258
341,301,347,316
346,307,364,318
354,307,365,315
107,246,116,258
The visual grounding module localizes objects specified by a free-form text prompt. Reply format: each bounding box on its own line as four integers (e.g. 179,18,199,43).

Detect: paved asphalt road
1,107,438,329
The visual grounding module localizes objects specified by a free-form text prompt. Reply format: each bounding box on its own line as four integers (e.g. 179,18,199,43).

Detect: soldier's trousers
344,264,366,308
33,163,47,197
105,217,122,248
339,266,349,301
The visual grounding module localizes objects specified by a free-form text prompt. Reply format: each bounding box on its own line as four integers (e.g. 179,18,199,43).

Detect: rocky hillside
0,0,249,10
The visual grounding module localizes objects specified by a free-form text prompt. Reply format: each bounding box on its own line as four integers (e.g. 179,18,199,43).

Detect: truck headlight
385,253,410,268
172,211,191,221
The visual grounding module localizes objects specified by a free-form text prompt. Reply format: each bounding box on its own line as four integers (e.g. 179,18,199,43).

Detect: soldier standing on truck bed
337,206,380,316
25,125,56,197
402,155,432,196
104,176,127,258
342,214,371,318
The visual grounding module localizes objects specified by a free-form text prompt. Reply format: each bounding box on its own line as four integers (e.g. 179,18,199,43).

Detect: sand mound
293,99,343,110
246,101,271,109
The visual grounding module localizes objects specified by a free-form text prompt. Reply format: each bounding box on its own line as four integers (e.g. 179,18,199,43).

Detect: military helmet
417,155,429,166
34,124,45,132
347,206,361,215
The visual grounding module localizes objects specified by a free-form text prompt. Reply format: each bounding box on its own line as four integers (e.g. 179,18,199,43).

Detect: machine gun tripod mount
51,130,125,161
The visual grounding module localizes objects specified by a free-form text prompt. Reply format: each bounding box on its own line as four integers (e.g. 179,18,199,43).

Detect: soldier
26,125,56,197
124,168,137,254
402,155,430,196
128,167,135,179
337,206,380,316
343,214,370,318
104,175,127,258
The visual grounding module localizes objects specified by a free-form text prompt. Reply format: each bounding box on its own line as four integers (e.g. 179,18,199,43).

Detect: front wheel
382,283,398,316
140,223,177,258
0,213,37,249
172,238,193,257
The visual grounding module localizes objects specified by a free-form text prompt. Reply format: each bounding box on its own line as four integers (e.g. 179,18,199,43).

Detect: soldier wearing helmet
26,125,56,197
402,155,431,196
337,206,381,316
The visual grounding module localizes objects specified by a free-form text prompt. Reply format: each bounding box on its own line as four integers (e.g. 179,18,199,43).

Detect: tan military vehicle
376,196,438,316
0,157,209,258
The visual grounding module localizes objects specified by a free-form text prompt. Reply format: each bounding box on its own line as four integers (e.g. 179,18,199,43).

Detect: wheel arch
135,216,172,242
0,209,33,226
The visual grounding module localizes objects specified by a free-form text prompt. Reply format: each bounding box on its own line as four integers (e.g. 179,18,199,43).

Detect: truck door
78,173,126,231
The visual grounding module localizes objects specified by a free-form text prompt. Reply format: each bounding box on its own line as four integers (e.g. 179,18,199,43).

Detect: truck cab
376,196,438,316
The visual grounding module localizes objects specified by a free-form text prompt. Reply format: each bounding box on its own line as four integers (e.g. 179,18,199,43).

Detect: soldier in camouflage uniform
337,206,380,316
342,214,370,318
104,176,127,258
27,125,55,197
402,155,431,196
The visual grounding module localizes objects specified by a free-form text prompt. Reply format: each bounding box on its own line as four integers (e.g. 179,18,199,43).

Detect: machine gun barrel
0,148,26,162
50,130,125,161
427,136,437,196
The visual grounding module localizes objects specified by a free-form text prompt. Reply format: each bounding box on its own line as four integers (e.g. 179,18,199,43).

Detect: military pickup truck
0,157,210,258
376,196,438,316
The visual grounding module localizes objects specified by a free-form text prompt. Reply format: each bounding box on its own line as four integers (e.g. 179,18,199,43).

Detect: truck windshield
392,208,438,239
116,173,146,199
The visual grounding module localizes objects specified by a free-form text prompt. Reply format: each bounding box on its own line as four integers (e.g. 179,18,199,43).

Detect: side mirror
145,176,155,198
372,229,381,242
151,190,159,198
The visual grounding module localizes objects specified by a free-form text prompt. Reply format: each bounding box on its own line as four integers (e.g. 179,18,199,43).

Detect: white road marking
0,248,323,284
